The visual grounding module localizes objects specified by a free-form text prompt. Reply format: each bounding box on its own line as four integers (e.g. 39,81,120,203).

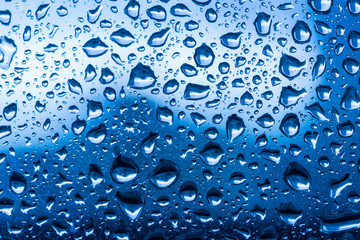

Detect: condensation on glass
0,0,359,239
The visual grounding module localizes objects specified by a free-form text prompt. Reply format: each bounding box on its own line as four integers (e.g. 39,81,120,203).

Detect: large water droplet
36,4,50,21
110,28,135,47
308,0,333,14
111,155,139,183
0,125,11,139
0,36,17,70
183,83,210,100
292,21,312,44
86,124,107,144
194,43,215,68
150,159,180,188
254,12,272,36
280,114,300,137
279,54,306,79
283,162,311,191
116,190,144,220
340,86,360,110
199,142,224,166
9,171,26,194
226,114,246,142
3,103,17,121
220,32,242,49
147,5,166,21
279,86,307,107
179,181,197,202
82,37,108,58
128,63,156,89
124,0,140,20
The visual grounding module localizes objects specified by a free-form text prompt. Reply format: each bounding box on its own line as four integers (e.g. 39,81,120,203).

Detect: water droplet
9,171,26,194
194,43,215,68
183,83,210,100
86,124,107,144
170,3,192,17
116,190,144,220
150,159,180,188
111,155,139,183
36,4,50,21
205,8,217,22
337,121,354,138
147,5,166,21
0,10,11,25
292,21,312,44
220,32,242,49
256,113,275,128
71,117,87,135
124,0,140,20
84,64,97,82
179,181,197,202
312,55,326,80
199,142,224,166
330,174,352,198
348,0,360,15
110,28,135,47
280,114,300,137
99,67,115,84
226,114,246,142
141,133,159,155
0,36,17,70
156,106,173,125
254,12,272,36
279,86,307,107
148,27,171,47
0,125,11,139
87,5,102,24
308,0,333,14
283,162,311,191
207,188,223,206
163,79,179,95
3,103,17,121
276,203,302,226
128,63,156,89
340,86,360,110
82,37,108,58
67,78,82,95
343,58,359,75
279,54,306,79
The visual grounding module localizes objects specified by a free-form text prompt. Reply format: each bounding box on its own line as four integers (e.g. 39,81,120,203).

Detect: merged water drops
279,54,306,79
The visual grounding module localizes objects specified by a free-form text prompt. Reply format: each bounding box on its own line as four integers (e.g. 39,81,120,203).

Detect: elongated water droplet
82,37,108,58
110,28,135,47
148,27,171,47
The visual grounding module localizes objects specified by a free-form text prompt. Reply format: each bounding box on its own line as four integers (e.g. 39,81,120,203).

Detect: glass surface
0,0,359,239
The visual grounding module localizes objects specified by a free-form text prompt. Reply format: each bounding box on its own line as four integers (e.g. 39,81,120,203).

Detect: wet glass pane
0,0,359,239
